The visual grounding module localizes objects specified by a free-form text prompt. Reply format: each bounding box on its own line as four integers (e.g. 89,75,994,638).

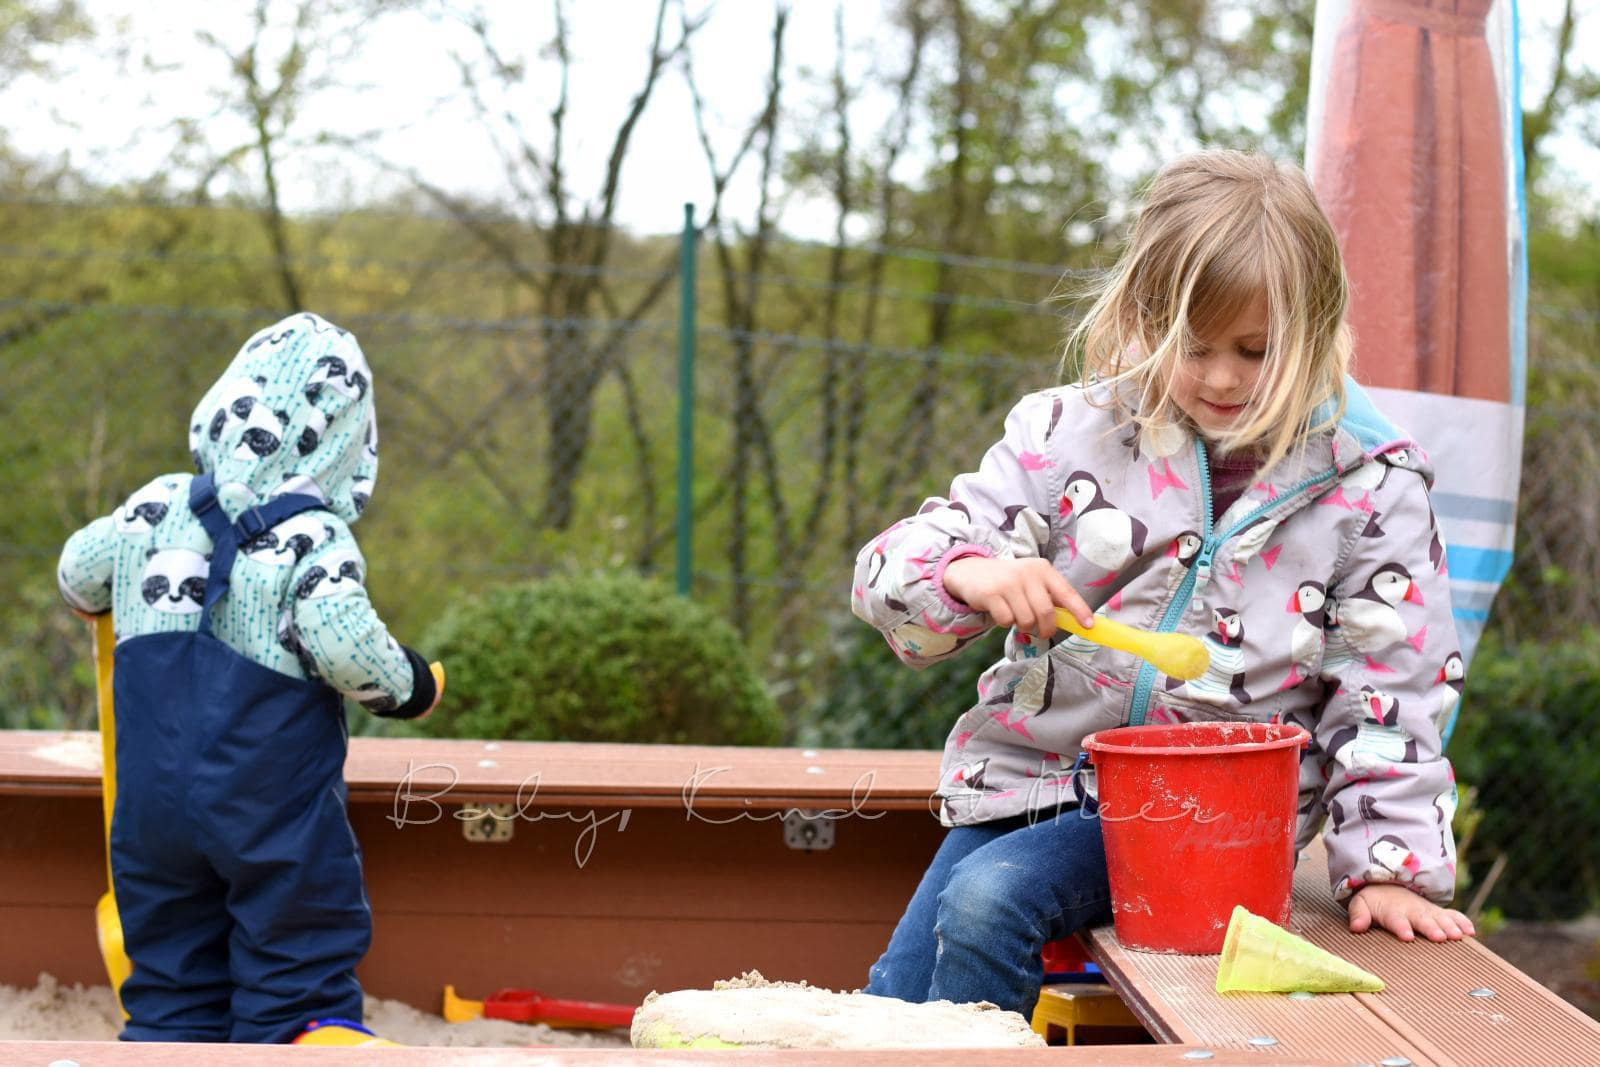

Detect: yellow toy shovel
443,984,484,1023
91,613,133,1010
1054,608,1210,681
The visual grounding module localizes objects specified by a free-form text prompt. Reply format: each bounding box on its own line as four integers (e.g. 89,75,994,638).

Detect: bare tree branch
844,2,928,547
420,0,708,528
1523,0,1579,175
800,3,857,548
680,6,769,230
244,0,302,310
547,0,572,233
591,0,678,241
696,4,791,631
448,47,544,214
874,0,973,513
381,373,538,528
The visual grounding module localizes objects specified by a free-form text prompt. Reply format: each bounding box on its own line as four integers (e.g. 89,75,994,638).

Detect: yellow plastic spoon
1054,607,1211,681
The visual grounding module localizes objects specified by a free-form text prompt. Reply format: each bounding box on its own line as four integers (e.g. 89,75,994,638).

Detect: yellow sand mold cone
1215,906,1385,994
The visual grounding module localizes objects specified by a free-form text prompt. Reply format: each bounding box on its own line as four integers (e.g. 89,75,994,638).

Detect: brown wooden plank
0,793,105,904
0,1039,1347,1063
1084,837,1600,1065
1,902,107,988
1289,844,1600,1067
360,914,897,1010
0,731,945,809
353,804,943,1007
1089,932,1439,1064
343,738,943,808
1084,842,1438,1063
0,730,105,796
0,793,145,991
0,784,949,1010
354,806,936,925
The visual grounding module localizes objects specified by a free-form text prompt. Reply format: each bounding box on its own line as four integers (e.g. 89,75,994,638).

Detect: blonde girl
854,150,1471,1019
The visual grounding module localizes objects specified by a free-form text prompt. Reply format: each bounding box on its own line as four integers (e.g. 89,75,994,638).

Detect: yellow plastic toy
91,614,133,1012
1054,608,1210,680
1215,905,1385,994
294,1019,402,1047
442,984,483,1023
1030,983,1144,1046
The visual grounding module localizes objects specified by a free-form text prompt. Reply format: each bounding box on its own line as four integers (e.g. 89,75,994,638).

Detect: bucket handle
1069,751,1099,810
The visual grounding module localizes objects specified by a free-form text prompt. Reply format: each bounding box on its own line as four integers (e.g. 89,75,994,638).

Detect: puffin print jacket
58,312,432,719
852,378,1462,904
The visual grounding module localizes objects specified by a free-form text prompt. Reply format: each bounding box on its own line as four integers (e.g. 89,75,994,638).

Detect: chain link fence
1,198,1596,920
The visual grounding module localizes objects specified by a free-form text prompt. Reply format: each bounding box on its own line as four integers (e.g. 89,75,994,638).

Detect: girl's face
1172,292,1269,442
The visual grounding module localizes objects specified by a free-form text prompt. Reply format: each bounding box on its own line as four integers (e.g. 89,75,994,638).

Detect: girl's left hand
1348,883,1475,942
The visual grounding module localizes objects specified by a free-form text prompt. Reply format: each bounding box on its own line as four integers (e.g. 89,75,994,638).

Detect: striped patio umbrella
1306,0,1527,741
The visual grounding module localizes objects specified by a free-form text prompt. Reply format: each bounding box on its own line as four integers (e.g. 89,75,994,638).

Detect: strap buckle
1069,750,1099,810
236,507,271,540
189,472,221,517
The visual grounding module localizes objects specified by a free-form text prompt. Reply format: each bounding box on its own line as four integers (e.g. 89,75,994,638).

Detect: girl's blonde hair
1065,150,1350,472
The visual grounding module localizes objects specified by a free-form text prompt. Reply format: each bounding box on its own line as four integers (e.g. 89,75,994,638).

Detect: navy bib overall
109,474,370,1043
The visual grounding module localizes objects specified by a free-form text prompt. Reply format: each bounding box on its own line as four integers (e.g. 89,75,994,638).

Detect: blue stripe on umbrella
1444,545,1515,583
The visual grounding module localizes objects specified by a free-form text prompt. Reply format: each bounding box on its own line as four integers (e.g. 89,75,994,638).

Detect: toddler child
59,312,440,1043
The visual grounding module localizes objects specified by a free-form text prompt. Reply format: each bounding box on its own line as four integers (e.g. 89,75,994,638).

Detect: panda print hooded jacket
58,312,433,718
852,378,1462,906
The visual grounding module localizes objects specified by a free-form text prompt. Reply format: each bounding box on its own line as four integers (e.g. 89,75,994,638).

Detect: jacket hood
187,313,378,523
1325,376,1435,487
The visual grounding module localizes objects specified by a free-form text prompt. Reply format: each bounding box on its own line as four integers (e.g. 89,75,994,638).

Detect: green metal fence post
676,203,697,596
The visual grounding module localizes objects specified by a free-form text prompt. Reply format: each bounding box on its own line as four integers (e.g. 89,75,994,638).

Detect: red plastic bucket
1082,721,1309,955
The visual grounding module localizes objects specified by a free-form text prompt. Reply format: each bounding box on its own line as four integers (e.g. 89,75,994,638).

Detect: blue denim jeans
864,803,1112,1019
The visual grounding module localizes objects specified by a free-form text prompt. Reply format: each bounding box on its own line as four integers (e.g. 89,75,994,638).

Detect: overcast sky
5,1,1594,236
4,1,898,239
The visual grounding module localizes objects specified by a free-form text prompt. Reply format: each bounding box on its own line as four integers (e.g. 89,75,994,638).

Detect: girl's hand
942,556,1091,639
1348,883,1475,942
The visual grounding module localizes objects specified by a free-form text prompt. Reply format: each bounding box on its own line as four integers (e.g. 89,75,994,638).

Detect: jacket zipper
1125,440,1339,727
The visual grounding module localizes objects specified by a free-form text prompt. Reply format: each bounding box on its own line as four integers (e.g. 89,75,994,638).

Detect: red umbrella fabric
1306,0,1525,733
1311,0,1509,402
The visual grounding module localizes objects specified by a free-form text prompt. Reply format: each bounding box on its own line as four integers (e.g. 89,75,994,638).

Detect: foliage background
3,0,1600,924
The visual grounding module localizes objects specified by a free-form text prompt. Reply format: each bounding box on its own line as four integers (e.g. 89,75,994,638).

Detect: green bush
0,579,97,731
414,571,783,745
1448,631,1600,919
799,609,1005,750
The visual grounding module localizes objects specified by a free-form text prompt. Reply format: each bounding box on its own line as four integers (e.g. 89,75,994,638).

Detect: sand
0,973,630,1048
6,971,1043,1051
631,971,1043,1049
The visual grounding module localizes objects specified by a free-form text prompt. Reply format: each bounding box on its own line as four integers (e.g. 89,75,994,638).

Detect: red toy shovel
482,988,635,1029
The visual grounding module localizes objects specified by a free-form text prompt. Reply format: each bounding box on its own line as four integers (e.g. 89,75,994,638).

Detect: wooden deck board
0,731,944,809
1083,838,1600,1066
0,1040,1344,1064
